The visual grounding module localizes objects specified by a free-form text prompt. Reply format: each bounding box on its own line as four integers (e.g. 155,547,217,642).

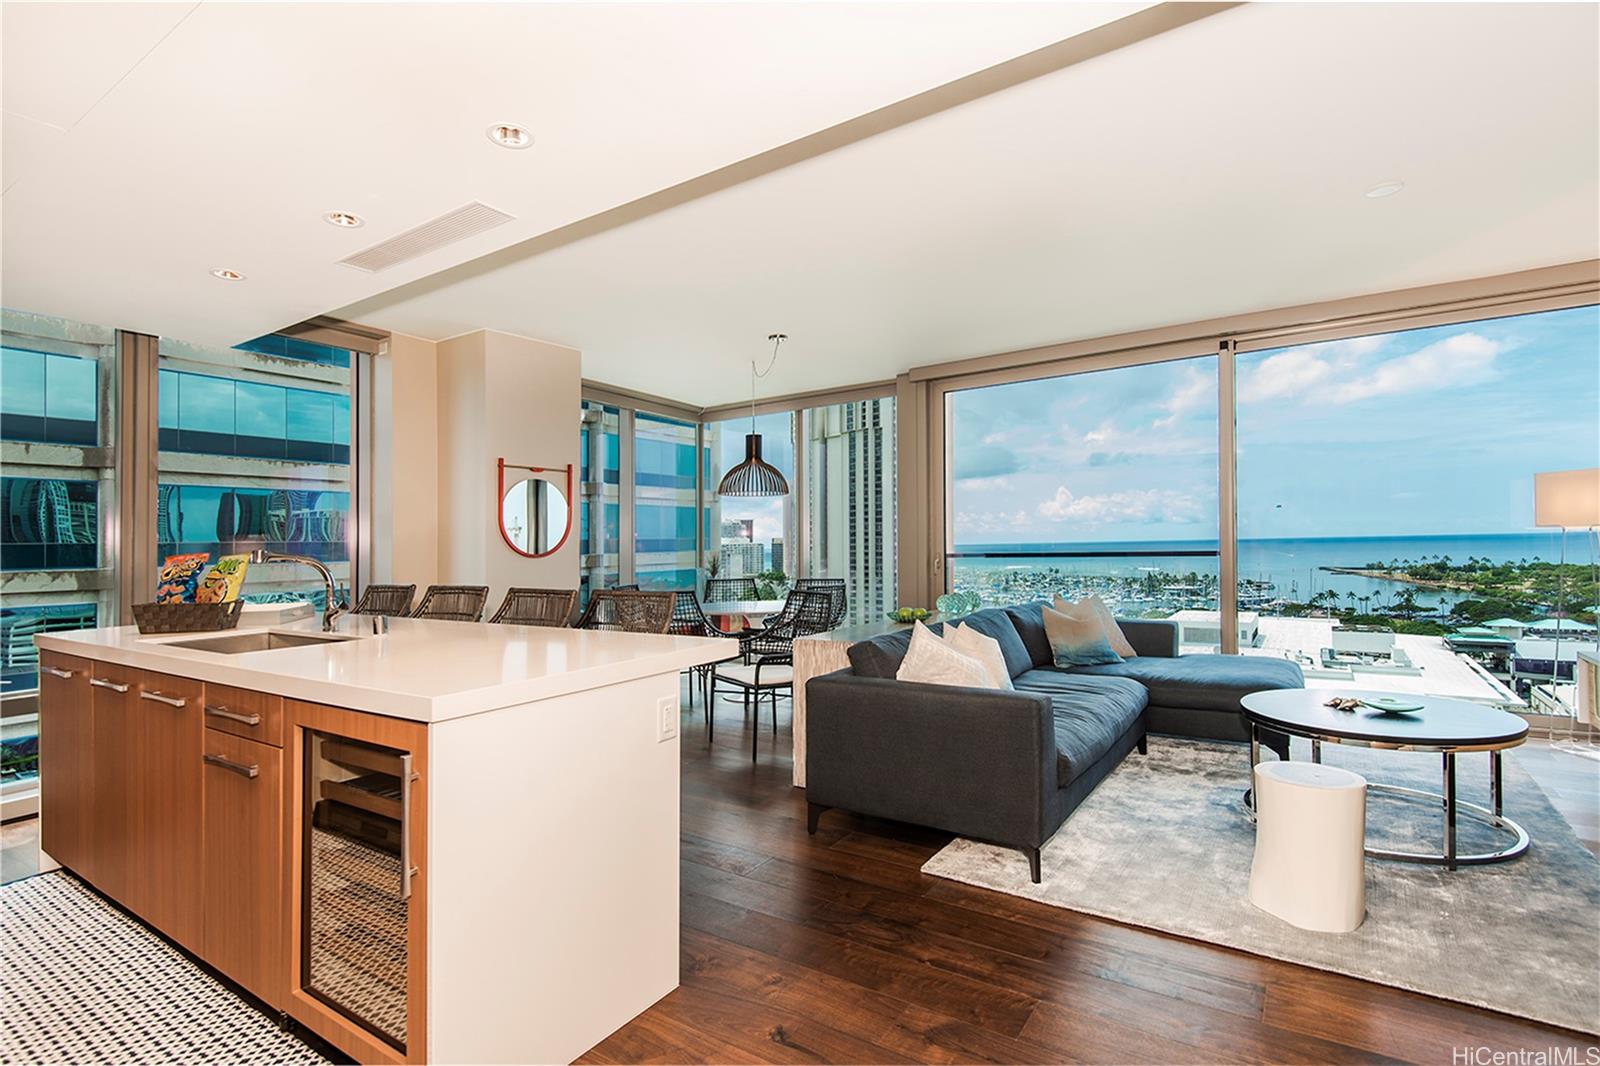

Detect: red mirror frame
496,458,574,559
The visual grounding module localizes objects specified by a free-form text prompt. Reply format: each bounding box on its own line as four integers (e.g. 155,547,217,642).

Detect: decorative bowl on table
1359,695,1425,714
887,607,931,624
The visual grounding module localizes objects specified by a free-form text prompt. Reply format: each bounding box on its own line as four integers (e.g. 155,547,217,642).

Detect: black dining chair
702,576,758,603
793,577,848,628
709,590,835,761
489,587,577,627
353,583,416,617
669,592,738,707
412,585,490,622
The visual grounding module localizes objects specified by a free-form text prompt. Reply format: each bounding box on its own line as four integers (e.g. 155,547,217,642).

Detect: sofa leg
806,801,826,835
1025,846,1042,884
1137,733,1148,755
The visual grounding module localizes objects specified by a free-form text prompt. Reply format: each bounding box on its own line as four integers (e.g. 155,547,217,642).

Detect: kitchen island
34,616,733,1065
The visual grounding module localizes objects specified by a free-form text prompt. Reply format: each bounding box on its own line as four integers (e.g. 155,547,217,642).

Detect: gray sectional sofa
803,601,1304,882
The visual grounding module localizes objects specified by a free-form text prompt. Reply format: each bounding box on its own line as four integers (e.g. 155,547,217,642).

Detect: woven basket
131,600,244,635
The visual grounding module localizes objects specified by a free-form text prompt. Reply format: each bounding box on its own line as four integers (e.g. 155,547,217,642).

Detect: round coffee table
1240,689,1530,870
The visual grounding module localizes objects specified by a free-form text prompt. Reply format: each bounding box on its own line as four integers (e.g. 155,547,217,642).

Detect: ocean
951,532,1598,611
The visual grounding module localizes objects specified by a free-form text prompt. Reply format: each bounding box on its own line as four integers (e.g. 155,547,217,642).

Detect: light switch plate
657,696,679,742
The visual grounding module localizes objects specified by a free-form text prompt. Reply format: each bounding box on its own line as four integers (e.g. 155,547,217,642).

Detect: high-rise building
721,518,752,541
718,540,763,576
770,537,785,576
804,398,896,624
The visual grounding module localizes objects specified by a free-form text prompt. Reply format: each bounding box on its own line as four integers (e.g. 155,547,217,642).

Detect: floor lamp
1533,468,1600,745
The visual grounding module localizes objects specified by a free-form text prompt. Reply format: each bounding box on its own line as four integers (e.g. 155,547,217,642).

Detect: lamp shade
1534,469,1600,528
717,433,789,497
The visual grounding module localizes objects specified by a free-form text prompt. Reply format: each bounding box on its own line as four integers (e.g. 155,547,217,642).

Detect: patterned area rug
922,736,1600,1036
0,872,326,1065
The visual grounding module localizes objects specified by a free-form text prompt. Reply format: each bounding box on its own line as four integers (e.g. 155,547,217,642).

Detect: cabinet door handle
141,690,188,708
204,705,261,727
400,753,420,901
42,666,76,679
203,753,259,779
89,678,130,693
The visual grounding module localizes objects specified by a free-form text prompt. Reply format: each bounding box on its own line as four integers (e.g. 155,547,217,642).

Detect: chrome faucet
247,549,348,632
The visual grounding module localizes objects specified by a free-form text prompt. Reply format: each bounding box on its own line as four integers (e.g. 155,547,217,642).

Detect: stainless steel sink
162,630,361,654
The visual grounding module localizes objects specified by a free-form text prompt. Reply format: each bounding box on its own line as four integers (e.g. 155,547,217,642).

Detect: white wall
435,329,582,599
372,332,441,590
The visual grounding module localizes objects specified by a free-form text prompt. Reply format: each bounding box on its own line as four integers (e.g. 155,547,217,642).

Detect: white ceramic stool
1248,760,1367,933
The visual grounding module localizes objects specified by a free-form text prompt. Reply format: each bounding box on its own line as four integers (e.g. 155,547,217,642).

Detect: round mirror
501,476,569,556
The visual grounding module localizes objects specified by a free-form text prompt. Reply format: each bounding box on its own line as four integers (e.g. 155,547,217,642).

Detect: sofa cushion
896,622,995,689
945,622,1014,690
1003,602,1055,669
954,607,1034,679
1053,594,1138,658
847,628,919,678
1013,669,1148,786
1042,603,1125,667
1065,654,1305,713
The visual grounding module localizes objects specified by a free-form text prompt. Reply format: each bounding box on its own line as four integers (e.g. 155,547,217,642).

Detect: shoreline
1320,566,1472,592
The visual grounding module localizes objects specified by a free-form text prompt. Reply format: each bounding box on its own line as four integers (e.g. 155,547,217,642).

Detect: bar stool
1248,760,1367,933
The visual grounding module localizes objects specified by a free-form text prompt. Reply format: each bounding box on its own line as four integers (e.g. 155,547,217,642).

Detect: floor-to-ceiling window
156,334,355,610
578,400,620,600
1236,304,1600,707
0,311,116,813
803,397,897,623
634,412,699,591
706,411,794,598
946,355,1221,648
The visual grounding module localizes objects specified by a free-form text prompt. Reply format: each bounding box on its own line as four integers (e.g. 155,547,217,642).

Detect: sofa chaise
804,601,1304,881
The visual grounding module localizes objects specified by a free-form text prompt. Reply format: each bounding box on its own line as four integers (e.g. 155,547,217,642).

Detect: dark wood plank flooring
580,690,1597,1064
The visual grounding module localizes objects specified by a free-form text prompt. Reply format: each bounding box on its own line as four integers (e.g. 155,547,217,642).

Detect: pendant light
717,333,791,497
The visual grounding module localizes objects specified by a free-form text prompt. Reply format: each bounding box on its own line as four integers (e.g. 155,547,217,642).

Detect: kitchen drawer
203,728,285,1009
202,683,283,747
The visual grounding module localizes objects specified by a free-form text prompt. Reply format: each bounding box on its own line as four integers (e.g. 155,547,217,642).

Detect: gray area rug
922,736,1600,1035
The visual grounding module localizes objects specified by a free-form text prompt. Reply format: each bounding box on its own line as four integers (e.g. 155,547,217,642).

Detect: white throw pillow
1053,593,1138,659
895,622,995,689
946,622,1015,690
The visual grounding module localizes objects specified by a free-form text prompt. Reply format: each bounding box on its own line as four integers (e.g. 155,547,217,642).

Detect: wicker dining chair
353,583,416,617
489,587,577,627
710,590,835,761
572,590,673,634
412,584,490,622
793,577,848,628
670,591,737,707
703,576,758,603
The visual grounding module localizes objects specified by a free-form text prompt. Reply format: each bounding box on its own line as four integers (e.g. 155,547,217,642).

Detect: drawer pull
141,690,187,708
42,666,76,679
89,678,130,693
204,753,259,779
205,705,260,727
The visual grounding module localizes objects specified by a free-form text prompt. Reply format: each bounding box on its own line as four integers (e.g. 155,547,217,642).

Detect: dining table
699,598,788,633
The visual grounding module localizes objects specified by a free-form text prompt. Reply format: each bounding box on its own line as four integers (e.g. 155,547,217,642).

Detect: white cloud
1154,365,1214,428
1238,331,1505,406
954,509,1031,534
1036,485,1205,525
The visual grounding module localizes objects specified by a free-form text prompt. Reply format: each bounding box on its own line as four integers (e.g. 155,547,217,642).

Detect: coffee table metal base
1248,727,1530,871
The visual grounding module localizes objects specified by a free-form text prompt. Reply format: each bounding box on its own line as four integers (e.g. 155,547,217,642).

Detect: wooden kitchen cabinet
135,670,204,953
87,662,141,908
38,652,91,877
203,729,285,1009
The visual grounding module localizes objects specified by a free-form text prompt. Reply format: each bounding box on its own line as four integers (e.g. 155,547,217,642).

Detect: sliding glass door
945,354,1220,652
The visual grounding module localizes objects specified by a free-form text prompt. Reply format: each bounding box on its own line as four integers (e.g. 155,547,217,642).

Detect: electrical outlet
657,695,679,742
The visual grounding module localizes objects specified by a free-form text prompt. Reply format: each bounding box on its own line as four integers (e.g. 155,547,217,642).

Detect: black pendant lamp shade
718,433,789,497
717,333,791,498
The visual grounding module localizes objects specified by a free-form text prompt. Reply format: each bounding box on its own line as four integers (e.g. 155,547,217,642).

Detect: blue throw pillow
1042,604,1126,668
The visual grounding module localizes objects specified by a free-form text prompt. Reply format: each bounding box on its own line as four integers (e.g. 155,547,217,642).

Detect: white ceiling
333,1,1600,406
1,1,1144,345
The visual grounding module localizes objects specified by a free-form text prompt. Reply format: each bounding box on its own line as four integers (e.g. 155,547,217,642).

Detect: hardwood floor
581,687,1598,1065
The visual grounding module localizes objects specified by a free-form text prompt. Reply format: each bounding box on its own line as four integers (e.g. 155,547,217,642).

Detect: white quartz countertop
36,616,738,723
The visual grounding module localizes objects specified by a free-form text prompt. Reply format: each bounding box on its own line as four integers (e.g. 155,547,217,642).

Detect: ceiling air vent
338,201,515,273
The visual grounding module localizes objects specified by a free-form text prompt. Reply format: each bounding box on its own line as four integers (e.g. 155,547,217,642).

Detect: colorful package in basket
196,553,250,604
154,553,211,603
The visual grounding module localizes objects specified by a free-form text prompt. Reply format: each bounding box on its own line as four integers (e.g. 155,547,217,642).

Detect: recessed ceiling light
486,123,533,150
210,268,245,281
1365,180,1405,199
324,211,364,228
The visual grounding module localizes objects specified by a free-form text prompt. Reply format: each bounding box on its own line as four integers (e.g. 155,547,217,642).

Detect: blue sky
952,304,1600,546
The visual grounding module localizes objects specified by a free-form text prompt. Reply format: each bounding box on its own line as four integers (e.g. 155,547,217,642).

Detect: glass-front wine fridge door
302,730,416,1051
